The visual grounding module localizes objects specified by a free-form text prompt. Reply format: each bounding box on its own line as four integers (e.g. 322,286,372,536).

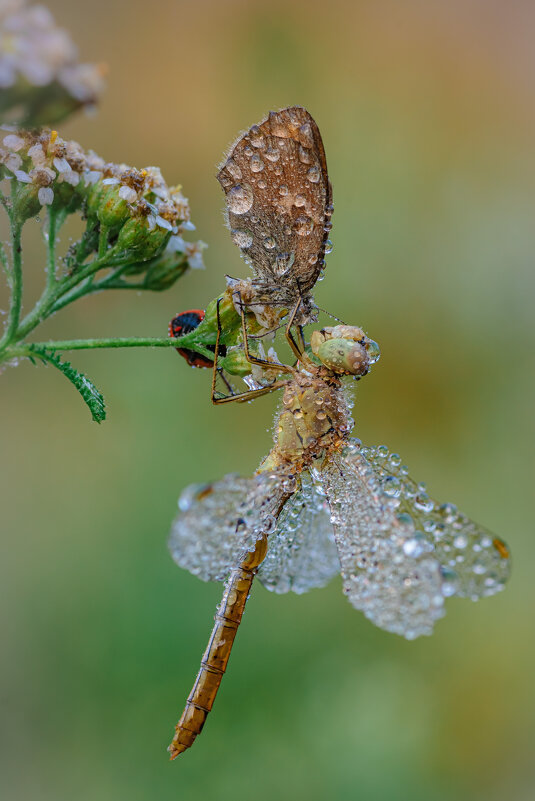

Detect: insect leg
236,293,293,374
211,297,289,404
285,298,306,360
212,379,289,405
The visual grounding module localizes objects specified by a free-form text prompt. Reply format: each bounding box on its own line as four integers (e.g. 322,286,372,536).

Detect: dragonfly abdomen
168,536,268,758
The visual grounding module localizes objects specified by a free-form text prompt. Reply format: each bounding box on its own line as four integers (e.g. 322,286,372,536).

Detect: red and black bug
169,310,214,368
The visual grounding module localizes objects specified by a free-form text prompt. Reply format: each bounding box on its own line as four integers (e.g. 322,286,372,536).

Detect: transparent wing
258,471,340,594
217,106,333,303
360,443,510,600
318,441,510,639
169,472,293,582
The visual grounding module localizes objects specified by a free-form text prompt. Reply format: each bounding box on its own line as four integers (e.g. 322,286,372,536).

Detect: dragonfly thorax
262,374,351,471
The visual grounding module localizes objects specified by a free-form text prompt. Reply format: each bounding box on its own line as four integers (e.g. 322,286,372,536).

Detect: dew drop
227,184,254,214
263,236,276,250
366,340,380,364
274,166,283,176
294,194,306,207
324,239,333,254
274,252,292,275
383,475,401,498
226,159,242,180
249,125,264,148
269,111,290,137
257,179,267,189
250,153,265,173
440,567,459,597
298,123,314,148
279,185,289,196
307,165,321,183
453,534,468,549
244,145,253,157
264,146,280,162
415,493,434,513
308,254,317,265
293,215,314,236
231,229,253,249
298,145,313,165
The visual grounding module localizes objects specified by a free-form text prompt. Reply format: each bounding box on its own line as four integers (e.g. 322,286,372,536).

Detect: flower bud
115,217,169,261
142,251,189,291
96,184,131,232
220,346,252,377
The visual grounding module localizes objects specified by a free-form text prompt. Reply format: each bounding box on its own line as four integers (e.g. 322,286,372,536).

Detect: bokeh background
1,1,534,799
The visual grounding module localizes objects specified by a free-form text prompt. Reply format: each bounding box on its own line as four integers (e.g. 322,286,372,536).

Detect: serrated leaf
28,346,106,423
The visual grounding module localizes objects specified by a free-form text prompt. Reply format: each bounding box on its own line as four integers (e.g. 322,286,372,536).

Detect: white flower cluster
0,1,104,105
0,128,201,243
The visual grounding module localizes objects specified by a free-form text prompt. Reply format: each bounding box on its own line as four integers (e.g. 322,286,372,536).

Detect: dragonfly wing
169,472,292,582
319,441,510,639
258,471,340,594
217,107,333,305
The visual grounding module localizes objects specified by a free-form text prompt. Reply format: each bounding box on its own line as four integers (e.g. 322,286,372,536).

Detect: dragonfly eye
315,337,369,376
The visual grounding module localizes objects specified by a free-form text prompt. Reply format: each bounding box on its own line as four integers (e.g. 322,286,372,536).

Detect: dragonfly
166,107,511,759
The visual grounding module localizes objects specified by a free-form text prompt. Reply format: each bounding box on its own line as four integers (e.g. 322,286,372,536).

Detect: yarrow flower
0,1,105,126
1,127,205,276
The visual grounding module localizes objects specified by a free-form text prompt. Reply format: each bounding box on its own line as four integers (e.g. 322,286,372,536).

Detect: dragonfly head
310,325,380,376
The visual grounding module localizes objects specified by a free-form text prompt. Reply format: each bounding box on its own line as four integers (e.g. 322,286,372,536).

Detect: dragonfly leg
168,535,269,759
236,293,293,374
211,297,289,404
284,299,317,370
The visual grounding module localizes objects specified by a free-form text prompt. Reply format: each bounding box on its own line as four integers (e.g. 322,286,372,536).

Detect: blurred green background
1,1,534,799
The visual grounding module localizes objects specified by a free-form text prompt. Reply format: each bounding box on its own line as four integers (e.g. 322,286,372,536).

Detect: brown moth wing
217,107,333,306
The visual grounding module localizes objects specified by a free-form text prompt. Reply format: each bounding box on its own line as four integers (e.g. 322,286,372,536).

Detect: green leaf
28,346,106,423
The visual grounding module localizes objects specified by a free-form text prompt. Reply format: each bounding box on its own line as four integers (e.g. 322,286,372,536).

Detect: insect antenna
315,306,347,325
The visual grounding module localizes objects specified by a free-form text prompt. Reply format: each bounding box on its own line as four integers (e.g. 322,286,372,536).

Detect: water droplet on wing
307,165,321,183
250,153,265,173
294,215,314,236
227,184,254,214
231,229,253,248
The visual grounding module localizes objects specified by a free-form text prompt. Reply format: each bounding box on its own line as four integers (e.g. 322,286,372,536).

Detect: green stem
8,335,214,360
0,238,8,277
45,209,58,289
0,218,22,352
15,251,114,340
49,278,98,314
98,225,108,258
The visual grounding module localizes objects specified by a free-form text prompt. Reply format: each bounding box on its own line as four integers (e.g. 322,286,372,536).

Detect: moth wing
217,106,332,303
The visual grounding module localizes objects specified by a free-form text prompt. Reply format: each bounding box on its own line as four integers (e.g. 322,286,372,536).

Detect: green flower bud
142,251,189,291
96,184,131,232
11,179,42,223
220,346,252,377
115,217,169,261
